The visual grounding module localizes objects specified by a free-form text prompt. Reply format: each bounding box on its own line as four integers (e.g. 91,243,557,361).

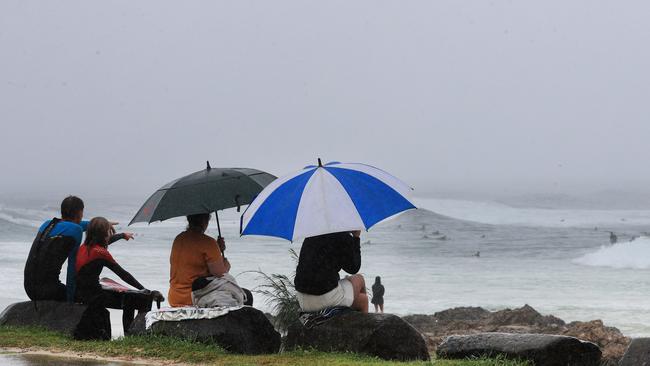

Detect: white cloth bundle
145,305,244,329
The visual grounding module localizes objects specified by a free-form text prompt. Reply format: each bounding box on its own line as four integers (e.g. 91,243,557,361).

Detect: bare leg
379,304,384,313
347,275,368,313
374,304,379,313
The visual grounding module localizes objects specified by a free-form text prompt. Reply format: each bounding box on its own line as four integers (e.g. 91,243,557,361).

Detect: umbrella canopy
129,162,276,227
241,160,416,241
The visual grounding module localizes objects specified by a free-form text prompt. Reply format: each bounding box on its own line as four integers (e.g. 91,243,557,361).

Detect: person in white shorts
294,230,368,313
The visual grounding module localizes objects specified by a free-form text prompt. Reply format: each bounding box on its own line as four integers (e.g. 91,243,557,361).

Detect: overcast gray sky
1,1,649,200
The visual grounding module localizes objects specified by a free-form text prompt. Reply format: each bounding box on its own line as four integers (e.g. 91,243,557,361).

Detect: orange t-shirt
168,230,223,307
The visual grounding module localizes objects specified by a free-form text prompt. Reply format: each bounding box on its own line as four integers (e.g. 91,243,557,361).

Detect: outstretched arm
108,233,134,245
105,261,144,290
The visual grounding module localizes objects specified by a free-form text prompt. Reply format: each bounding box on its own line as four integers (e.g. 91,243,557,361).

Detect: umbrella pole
215,211,222,239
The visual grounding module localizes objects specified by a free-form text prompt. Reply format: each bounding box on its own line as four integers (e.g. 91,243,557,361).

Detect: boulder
488,305,565,328
145,307,280,354
619,338,650,366
563,320,629,362
0,301,111,340
285,311,430,361
437,332,601,366
402,304,628,364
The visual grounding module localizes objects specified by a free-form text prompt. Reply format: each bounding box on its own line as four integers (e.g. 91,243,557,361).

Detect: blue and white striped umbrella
241,160,416,241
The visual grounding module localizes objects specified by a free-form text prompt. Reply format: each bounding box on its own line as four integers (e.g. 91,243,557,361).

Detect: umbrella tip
317,158,322,167
207,161,211,170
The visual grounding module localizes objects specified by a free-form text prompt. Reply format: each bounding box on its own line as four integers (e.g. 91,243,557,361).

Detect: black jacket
294,232,361,295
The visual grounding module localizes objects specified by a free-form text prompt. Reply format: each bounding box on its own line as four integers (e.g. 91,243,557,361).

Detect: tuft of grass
251,248,301,332
0,325,530,366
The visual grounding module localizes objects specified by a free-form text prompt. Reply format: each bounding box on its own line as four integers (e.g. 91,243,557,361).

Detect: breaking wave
0,206,47,228
415,198,650,228
573,237,650,269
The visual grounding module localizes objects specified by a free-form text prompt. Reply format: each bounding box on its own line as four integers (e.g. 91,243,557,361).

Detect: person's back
371,276,385,313
294,231,367,313
371,283,384,299
24,219,82,301
168,230,223,307
294,232,361,295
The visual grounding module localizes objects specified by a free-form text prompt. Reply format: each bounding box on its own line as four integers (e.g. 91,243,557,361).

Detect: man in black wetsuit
23,196,129,302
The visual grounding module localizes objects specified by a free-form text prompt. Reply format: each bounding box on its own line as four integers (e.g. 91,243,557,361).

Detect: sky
1,1,649,201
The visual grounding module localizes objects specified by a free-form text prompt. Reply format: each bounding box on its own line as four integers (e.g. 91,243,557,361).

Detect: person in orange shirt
168,213,252,307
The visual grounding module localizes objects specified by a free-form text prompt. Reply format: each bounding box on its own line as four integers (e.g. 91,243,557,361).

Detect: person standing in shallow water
371,276,385,313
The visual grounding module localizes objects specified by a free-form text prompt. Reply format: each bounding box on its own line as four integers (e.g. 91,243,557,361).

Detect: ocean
2,196,650,338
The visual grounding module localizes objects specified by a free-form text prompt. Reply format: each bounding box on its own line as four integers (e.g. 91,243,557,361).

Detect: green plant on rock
251,248,301,332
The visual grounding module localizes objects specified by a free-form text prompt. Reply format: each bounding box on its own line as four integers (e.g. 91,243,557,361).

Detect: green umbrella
129,162,276,237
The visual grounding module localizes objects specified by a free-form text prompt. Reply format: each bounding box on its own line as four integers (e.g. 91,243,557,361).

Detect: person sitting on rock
371,276,385,313
24,196,117,303
294,231,368,313
76,217,163,332
168,213,253,308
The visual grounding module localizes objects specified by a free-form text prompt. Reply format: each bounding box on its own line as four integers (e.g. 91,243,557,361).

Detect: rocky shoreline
1,300,633,364
402,304,629,364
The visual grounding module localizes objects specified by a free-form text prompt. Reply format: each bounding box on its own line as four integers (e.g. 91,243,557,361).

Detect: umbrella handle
214,211,223,254
215,211,223,241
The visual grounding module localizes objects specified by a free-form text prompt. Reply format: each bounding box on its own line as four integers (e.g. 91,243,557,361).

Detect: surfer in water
609,232,618,245
76,217,164,333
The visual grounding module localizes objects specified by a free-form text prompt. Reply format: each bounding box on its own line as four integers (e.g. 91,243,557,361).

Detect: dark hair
61,196,84,220
84,217,111,247
187,213,211,232
375,276,381,284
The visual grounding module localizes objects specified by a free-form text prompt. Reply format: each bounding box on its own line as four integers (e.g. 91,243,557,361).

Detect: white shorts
296,279,354,312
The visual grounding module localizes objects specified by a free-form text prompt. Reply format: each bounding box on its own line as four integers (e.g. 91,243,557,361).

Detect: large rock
0,301,111,340
563,320,628,363
619,338,650,366
145,307,280,354
285,311,430,361
402,304,629,364
437,332,601,366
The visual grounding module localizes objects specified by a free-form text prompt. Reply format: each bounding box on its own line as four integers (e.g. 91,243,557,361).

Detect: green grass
0,326,528,366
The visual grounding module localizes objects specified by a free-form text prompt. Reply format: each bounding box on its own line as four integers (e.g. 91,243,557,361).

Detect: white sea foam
574,237,650,269
0,205,51,228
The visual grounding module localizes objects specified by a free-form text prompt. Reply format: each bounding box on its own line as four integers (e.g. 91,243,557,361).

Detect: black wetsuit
294,232,361,295
24,219,78,301
75,240,151,332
